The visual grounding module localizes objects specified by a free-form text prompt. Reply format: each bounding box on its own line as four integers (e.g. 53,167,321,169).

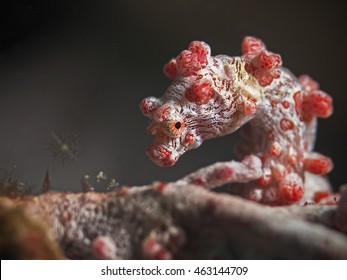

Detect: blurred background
0,0,346,192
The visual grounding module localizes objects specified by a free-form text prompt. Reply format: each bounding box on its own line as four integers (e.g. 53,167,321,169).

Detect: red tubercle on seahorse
302,91,333,120
188,41,211,59
185,80,215,104
299,75,319,92
146,144,178,167
241,36,266,56
282,100,290,109
184,133,195,144
312,191,339,205
258,169,272,187
293,87,333,123
313,191,331,203
242,36,282,87
176,41,210,77
269,141,282,157
304,152,333,175
163,59,177,79
279,174,304,204
139,96,162,116
280,118,295,131
243,98,258,115
153,104,176,123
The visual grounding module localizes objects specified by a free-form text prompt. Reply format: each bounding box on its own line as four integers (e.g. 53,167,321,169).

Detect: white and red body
140,37,334,205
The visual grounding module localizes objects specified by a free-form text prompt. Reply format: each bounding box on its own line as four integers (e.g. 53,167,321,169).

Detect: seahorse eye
163,120,185,138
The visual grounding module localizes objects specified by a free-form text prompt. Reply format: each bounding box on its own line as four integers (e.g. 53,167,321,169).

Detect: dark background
0,0,346,192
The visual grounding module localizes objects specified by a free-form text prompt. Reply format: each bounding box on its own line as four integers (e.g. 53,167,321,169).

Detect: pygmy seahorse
140,36,334,205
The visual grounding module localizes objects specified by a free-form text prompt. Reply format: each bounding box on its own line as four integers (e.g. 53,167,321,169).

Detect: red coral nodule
152,181,169,193
142,238,171,260
92,236,116,260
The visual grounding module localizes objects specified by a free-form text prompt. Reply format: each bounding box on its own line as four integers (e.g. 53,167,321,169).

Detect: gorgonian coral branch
2,183,347,259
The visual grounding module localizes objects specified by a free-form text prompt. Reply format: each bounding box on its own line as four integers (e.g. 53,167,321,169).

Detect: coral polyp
140,36,334,205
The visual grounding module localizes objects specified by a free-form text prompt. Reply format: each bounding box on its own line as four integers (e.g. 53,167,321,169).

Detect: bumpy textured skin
140,36,334,205
2,183,347,259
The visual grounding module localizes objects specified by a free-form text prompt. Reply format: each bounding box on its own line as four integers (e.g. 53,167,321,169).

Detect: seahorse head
139,98,198,166
140,41,245,166
139,41,216,166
